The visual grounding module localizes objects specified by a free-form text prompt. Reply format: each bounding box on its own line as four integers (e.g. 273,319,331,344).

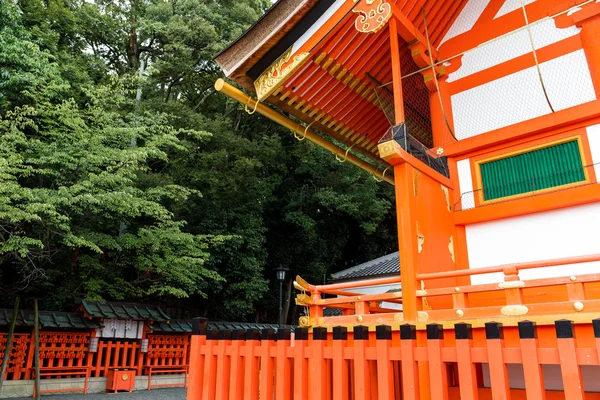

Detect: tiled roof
149,320,296,333
0,309,103,329
323,308,342,317
331,252,400,282
80,300,170,321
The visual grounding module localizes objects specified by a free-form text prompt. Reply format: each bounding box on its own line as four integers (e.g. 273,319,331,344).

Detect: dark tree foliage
0,0,397,323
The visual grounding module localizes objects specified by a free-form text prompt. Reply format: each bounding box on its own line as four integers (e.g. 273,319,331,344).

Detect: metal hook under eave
244,97,259,115
336,143,357,163
373,166,391,183
293,120,315,141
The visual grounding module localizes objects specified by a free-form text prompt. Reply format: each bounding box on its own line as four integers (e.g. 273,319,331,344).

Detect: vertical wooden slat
186,333,206,400
400,324,420,400
201,330,218,400
310,327,328,400
485,322,510,400
332,326,349,400
376,326,394,400
555,320,585,400
275,328,292,400
243,330,260,400
353,326,370,400
293,328,308,400
228,330,245,400
259,329,275,400
455,323,478,400
518,321,546,400
426,324,448,400
214,330,232,400
593,319,600,367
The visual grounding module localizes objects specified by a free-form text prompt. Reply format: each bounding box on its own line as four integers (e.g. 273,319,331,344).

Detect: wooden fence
187,320,600,400
0,333,188,380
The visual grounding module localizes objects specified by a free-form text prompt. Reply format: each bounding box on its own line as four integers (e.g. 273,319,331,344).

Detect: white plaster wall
343,283,402,310
466,202,600,285
587,123,600,178
457,159,475,210
452,50,596,140
439,0,491,47
495,0,536,19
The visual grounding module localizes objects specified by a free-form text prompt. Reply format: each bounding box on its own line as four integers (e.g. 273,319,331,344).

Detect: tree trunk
0,297,20,395
127,17,140,71
33,300,40,400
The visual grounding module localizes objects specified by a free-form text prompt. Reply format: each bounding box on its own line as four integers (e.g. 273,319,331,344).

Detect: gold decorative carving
500,305,529,316
299,316,310,327
456,309,464,318
441,185,450,210
449,236,455,263
417,311,429,322
416,290,427,296
357,315,363,323
498,281,525,289
574,302,584,312
353,0,392,34
254,48,310,101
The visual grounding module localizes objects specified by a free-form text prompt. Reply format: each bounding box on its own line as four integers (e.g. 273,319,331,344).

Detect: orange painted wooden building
187,0,600,398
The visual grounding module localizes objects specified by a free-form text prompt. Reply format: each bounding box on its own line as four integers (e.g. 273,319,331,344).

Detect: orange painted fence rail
187,319,600,400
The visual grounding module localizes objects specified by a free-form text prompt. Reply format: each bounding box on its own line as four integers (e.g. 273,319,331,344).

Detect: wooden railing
296,254,600,326
187,320,600,400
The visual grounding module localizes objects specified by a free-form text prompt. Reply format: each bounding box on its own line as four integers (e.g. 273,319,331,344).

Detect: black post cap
276,328,291,341
191,317,208,336
232,330,246,341
207,329,219,340
593,319,600,339
485,322,503,340
313,327,328,341
376,325,392,340
400,324,416,340
454,323,472,340
218,329,232,340
555,320,574,339
261,328,276,341
426,324,444,340
246,328,261,341
518,321,536,339
333,326,348,340
295,327,309,341
353,325,369,340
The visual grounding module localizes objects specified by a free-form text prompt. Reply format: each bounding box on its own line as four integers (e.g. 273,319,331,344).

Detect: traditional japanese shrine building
187,0,600,398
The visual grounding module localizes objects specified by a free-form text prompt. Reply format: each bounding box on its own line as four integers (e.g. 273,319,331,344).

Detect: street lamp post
275,265,288,327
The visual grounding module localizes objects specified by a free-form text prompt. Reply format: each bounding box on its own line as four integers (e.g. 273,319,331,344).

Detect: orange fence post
400,324,420,400
353,326,370,400
294,328,309,400
426,324,448,400
332,327,349,400
201,330,218,400
214,330,232,400
485,322,510,400
259,329,275,400
275,328,292,400
455,323,478,400
228,330,245,400
310,327,328,400
555,320,586,400
243,329,260,400
186,318,208,400
518,322,546,400
376,326,394,400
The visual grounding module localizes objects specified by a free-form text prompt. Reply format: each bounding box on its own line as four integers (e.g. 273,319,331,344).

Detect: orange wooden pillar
353,326,370,400
376,326,395,400
275,328,292,400
555,320,586,399
429,76,455,147
259,329,276,400
243,329,261,400
293,328,309,400
594,319,600,366
201,330,218,400
426,324,448,400
214,330,232,399
400,324,420,400
186,319,208,400
518,322,546,400
310,327,328,400
485,322,510,400
332,326,349,400
228,330,246,400
455,323,478,400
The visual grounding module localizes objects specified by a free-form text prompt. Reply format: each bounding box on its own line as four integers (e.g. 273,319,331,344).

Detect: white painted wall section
466,202,600,285
494,0,536,19
439,0,491,47
457,159,475,210
452,50,596,139
587,123,600,178
342,284,402,310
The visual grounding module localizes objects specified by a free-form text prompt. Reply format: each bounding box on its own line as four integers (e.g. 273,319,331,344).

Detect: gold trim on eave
254,47,310,101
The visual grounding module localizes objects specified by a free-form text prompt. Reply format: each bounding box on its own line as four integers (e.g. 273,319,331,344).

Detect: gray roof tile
331,252,400,281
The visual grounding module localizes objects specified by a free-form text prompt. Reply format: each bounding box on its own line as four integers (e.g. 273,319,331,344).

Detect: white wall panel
494,0,536,19
457,159,475,210
439,0,491,47
466,202,600,285
587,123,600,178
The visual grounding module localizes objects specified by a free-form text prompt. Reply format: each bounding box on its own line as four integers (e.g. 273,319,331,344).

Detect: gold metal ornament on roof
254,47,310,101
353,0,392,34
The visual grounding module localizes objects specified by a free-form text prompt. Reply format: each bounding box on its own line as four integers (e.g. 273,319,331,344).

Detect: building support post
577,13,600,98
389,17,405,125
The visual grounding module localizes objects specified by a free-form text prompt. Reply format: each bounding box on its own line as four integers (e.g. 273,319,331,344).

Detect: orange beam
389,18,405,124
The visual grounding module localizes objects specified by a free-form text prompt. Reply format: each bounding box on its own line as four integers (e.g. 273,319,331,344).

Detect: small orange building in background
187,0,600,398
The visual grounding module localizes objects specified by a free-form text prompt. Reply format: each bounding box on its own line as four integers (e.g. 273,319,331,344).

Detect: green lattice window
480,140,585,201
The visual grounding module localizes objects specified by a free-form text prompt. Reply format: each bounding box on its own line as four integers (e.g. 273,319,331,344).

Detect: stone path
12,388,186,400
